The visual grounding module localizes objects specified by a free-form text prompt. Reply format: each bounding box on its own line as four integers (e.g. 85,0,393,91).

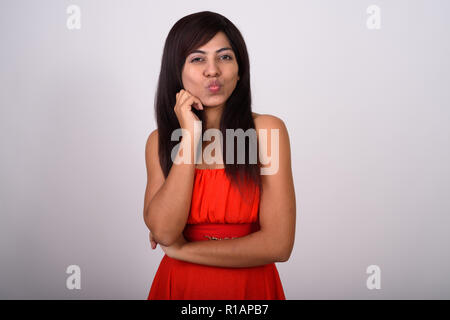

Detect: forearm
176,230,283,268
145,137,199,245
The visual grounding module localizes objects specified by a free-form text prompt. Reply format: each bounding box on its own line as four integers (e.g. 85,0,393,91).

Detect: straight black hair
154,11,262,199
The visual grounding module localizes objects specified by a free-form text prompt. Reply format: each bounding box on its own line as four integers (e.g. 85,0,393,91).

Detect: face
181,31,240,108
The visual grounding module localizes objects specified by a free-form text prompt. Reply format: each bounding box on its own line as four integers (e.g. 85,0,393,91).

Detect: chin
205,102,226,108
202,97,226,107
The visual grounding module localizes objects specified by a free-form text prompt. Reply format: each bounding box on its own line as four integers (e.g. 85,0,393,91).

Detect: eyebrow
189,47,233,55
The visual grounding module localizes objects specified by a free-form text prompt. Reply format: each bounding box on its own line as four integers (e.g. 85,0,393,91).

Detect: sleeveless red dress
147,168,286,300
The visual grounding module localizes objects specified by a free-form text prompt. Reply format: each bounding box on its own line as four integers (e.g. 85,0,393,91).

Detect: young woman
143,11,296,300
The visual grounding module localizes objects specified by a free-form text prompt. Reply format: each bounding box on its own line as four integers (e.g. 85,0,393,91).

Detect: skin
158,115,297,268
148,32,296,268
181,31,240,130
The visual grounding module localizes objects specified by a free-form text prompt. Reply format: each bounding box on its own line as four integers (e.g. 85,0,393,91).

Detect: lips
207,80,221,89
206,80,221,93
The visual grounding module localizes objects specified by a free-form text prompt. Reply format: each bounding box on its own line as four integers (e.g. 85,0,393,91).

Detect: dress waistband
183,223,260,242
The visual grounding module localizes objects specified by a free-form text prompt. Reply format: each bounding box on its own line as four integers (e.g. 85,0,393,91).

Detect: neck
203,103,225,130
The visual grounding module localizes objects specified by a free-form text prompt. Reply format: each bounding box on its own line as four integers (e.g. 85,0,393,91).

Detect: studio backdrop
1,0,449,299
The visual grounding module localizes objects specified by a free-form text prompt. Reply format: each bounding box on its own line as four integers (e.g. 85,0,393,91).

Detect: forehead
195,32,232,52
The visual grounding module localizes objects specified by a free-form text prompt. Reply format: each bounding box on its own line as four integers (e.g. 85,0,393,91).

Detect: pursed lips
207,80,221,88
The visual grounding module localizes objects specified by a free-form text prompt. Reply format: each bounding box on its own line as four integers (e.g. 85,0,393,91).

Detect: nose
203,58,220,77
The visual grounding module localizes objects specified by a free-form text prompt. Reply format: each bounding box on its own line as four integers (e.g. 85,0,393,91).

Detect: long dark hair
154,11,262,198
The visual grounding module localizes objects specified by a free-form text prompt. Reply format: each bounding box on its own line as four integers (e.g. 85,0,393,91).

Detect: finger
183,96,203,111
178,90,192,106
181,90,202,109
193,98,204,110
180,96,194,111
175,90,185,107
177,89,186,99
175,92,182,109
177,91,203,112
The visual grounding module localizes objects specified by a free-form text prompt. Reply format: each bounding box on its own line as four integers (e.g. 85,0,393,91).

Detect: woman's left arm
160,115,296,268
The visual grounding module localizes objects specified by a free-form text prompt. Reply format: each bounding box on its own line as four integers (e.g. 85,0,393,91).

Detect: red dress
147,168,286,300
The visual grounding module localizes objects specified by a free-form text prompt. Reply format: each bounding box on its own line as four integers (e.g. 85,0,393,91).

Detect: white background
1,0,449,299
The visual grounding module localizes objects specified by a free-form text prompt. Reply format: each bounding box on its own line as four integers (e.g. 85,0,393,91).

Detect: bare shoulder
149,128,159,141
146,129,159,152
253,113,287,132
253,113,291,175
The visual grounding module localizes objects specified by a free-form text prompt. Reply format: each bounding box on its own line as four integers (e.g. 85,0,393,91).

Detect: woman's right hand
174,89,203,134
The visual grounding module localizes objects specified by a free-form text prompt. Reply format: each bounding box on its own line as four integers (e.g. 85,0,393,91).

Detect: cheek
182,69,202,88
181,69,192,84
182,65,197,82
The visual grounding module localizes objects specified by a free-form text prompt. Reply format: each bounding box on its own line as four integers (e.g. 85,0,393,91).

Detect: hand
160,233,188,259
149,231,158,250
174,89,203,134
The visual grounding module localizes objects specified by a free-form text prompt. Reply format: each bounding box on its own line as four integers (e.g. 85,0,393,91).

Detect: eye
190,55,233,63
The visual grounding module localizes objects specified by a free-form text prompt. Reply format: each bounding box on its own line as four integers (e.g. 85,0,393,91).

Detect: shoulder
253,113,291,175
145,129,159,159
146,128,159,145
252,113,287,132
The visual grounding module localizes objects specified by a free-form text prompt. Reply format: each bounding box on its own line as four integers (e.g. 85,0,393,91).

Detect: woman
143,11,296,300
